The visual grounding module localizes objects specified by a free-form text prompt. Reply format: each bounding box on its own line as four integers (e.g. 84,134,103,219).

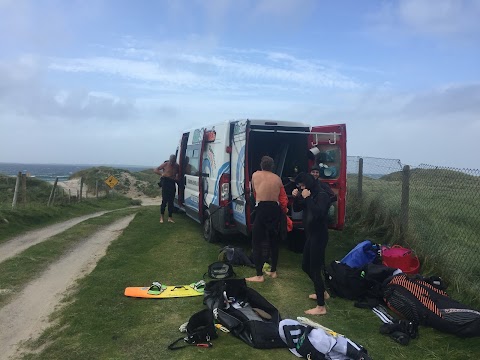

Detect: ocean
0,163,151,182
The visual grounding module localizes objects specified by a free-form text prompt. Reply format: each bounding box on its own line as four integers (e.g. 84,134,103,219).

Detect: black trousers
160,178,176,217
251,201,281,276
302,230,328,306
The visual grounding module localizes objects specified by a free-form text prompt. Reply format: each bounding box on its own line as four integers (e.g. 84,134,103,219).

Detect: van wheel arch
203,209,218,243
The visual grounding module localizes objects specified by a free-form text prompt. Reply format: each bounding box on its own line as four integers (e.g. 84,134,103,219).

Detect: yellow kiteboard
124,281,205,299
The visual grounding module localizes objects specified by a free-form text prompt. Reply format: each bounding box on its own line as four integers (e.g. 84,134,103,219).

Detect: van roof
244,119,309,128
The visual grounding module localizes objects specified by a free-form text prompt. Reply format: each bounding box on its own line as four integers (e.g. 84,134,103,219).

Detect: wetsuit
251,201,282,276
293,183,331,306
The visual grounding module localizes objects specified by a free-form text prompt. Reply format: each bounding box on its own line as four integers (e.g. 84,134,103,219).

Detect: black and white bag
203,278,285,349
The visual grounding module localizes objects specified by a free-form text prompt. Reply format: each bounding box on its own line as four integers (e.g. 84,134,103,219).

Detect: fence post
12,172,21,209
96,180,99,199
357,157,363,198
401,165,410,241
48,177,59,206
79,177,84,202
68,189,71,203
22,173,27,205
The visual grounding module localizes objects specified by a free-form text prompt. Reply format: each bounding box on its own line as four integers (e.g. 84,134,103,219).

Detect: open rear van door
183,128,204,222
309,124,347,230
230,120,250,235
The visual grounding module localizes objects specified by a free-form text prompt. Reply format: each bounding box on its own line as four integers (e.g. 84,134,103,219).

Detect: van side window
185,146,200,176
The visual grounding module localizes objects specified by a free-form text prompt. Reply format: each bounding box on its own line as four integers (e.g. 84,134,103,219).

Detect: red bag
381,245,420,274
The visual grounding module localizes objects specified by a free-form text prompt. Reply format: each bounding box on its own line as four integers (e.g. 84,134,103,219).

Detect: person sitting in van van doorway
154,154,179,223
292,172,331,315
246,156,283,283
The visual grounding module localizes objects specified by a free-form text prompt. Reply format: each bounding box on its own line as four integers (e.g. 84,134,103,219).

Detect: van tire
203,210,218,243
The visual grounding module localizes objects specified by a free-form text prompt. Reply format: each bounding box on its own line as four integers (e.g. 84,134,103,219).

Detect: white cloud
367,0,480,41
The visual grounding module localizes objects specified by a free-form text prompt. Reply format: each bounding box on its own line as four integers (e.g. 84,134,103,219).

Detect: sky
0,0,479,170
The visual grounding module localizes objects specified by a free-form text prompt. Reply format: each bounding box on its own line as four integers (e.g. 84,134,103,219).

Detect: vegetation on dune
347,168,480,306
70,167,160,197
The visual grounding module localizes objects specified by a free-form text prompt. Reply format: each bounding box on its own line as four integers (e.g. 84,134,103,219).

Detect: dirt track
0,214,136,359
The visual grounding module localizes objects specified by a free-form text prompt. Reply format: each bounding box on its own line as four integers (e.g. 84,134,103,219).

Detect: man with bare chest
246,156,283,282
154,154,179,223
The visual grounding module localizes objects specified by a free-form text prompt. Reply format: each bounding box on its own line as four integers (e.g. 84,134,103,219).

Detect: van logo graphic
207,145,216,169
193,129,202,144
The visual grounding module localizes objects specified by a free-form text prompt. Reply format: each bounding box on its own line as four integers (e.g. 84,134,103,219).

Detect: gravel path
0,214,136,359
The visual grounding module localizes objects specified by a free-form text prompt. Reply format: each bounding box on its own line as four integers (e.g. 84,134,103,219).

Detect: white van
174,120,347,242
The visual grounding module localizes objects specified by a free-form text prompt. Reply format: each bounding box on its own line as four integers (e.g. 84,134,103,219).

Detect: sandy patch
0,214,136,360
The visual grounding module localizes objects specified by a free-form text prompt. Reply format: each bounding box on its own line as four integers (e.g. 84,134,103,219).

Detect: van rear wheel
203,210,218,243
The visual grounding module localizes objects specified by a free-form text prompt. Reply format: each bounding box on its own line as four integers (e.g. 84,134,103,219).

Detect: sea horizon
0,162,153,182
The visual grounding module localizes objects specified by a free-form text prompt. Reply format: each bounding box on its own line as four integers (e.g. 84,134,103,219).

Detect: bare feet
245,276,265,283
305,305,327,315
308,291,330,300
168,218,175,223
265,271,277,278
159,217,164,223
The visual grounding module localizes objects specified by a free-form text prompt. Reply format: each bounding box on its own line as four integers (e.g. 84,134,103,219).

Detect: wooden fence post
79,177,84,202
48,177,59,207
12,172,21,209
21,173,27,205
357,157,363,198
401,165,411,241
68,189,71,203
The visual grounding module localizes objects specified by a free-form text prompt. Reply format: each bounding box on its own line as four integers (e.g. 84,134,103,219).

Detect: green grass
19,209,480,360
0,196,137,244
0,208,140,307
348,169,480,306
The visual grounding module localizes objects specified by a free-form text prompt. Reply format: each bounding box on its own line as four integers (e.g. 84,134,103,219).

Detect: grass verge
0,207,140,308
0,196,137,244
21,208,480,360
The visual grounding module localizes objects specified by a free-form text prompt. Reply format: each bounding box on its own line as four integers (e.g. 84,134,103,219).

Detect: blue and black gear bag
340,240,381,268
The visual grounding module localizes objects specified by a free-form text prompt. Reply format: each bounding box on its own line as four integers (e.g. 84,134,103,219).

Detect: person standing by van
154,154,179,223
246,156,283,283
292,172,331,315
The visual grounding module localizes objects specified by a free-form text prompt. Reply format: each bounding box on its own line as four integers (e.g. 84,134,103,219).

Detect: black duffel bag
203,278,286,349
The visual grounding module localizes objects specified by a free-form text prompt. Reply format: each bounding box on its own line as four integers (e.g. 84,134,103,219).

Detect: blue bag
340,240,380,268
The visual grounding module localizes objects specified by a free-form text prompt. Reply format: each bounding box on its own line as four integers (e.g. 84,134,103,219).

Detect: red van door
309,124,347,230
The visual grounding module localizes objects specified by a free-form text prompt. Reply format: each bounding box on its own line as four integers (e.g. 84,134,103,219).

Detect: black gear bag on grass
384,274,480,337
203,278,286,349
168,309,218,350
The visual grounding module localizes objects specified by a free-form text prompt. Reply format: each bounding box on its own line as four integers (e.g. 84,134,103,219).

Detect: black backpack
384,274,480,337
325,261,397,301
168,309,218,350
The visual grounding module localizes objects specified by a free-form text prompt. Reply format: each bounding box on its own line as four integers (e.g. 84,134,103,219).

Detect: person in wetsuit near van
292,172,331,315
246,156,283,283
154,154,179,223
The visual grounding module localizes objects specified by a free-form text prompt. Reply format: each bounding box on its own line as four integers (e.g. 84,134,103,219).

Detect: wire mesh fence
347,156,480,303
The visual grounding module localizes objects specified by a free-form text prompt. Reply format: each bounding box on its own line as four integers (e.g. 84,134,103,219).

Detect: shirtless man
246,156,283,283
154,154,179,223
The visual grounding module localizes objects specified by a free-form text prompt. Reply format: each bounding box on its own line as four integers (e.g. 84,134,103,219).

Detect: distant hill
380,167,479,185
70,167,160,198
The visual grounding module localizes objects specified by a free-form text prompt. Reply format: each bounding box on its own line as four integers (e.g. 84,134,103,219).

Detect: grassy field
347,169,480,306
19,208,480,360
0,196,137,244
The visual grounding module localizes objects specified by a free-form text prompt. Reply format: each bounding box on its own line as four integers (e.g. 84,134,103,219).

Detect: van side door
309,124,347,230
183,128,204,222
230,120,249,235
